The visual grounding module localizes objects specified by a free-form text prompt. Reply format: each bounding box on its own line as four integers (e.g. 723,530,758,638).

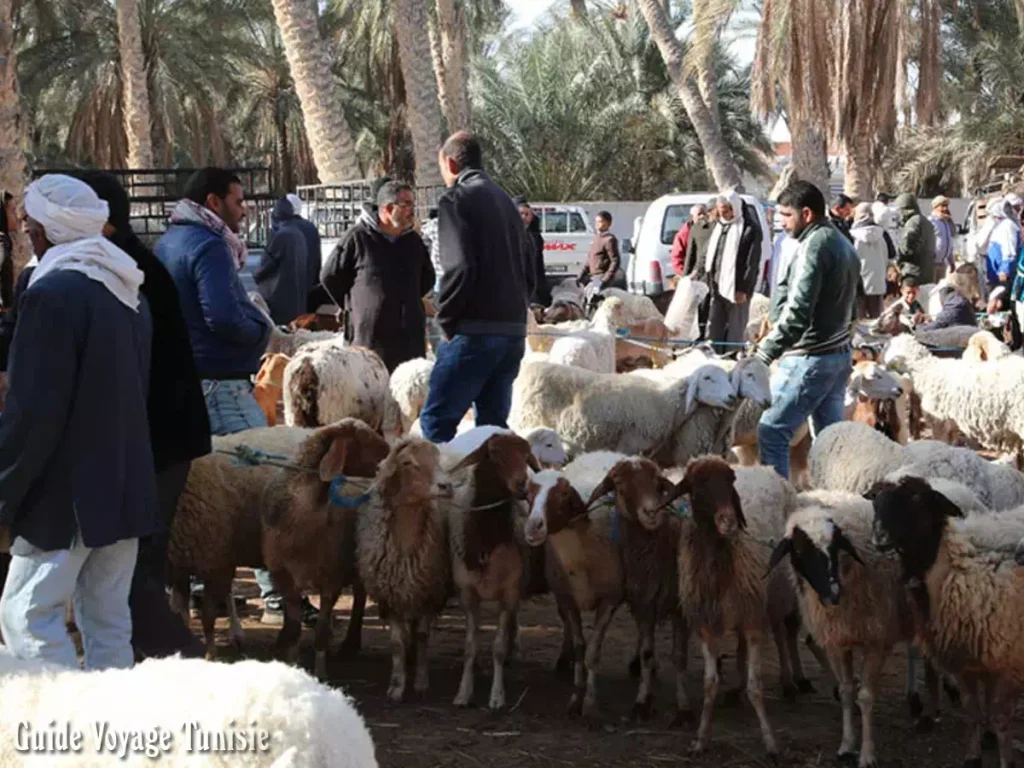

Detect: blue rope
328,475,372,509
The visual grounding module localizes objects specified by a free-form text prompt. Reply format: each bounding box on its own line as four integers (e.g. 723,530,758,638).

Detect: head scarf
853,202,874,224
286,193,304,218
169,199,247,270
24,174,144,311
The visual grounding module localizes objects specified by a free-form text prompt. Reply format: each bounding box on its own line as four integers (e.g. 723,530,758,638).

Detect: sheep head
867,476,963,582
450,432,540,502
767,515,864,607
673,364,736,420
586,458,675,532
667,456,745,537
255,353,292,389
847,361,904,403
730,356,772,409
522,427,568,469
882,333,931,368
296,418,391,482
525,471,587,546
378,439,453,510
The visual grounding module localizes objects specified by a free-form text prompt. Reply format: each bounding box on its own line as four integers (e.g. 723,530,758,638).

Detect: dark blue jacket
918,289,977,331
155,222,271,379
292,216,322,295
0,271,160,553
257,199,309,325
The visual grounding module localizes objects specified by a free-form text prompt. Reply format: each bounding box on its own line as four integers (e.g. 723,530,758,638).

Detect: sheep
663,457,780,757
266,327,342,358
389,357,434,433
290,312,342,332
253,353,292,427
807,421,908,495
523,458,624,717
526,310,593,354
596,288,664,324
745,292,772,343
767,495,919,767
445,425,568,470
441,430,540,711
548,297,622,373
509,361,736,463
355,438,453,702
0,650,378,767
913,324,980,350
284,341,391,432
871,476,1024,768
260,420,392,680
884,332,1024,454
962,330,1012,363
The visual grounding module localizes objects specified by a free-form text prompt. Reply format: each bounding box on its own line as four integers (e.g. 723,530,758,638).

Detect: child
883,263,901,307
879,275,925,331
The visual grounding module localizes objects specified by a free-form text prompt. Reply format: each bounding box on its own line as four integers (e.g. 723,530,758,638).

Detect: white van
627,193,772,296
533,204,595,280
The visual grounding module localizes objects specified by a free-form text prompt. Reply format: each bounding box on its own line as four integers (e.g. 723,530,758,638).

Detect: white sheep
283,341,391,430
445,425,568,469
388,357,435,433
597,288,663,325
962,330,1012,363
0,651,377,767
547,297,622,373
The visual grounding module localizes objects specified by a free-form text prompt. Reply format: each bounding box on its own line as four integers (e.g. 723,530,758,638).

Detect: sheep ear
664,476,691,506
929,489,965,519
319,436,350,482
731,487,747,530
450,441,490,474
586,473,616,508
767,537,792,574
526,452,542,473
684,376,699,418
835,531,865,566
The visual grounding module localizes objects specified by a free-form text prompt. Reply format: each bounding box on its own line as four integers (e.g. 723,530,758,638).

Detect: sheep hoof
386,683,405,703
981,731,998,751
943,679,961,707
582,697,600,721
907,691,923,718
628,656,641,679
723,688,744,709
554,656,574,682
453,693,472,709
914,715,935,734
796,678,816,694
782,683,799,701
631,696,654,721
670,708,695,728
566,694,583,716
688,740,708,755
835,750,858,765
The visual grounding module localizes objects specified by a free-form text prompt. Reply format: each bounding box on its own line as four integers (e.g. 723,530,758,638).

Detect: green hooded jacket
894,193,936,284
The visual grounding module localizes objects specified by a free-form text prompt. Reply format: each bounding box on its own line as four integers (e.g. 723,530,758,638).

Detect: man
670,204,706,281
256,197,309,325
420,132,535,443
155,168,276,622
757,204,776,295
80,171,209,661
284,193,324,311
929,195,956,282
828,194,854,242
577,211,625,296
757,181,860,480
705,192,763,352
894,193,937,284
0,174,159,669
321,181,435,374
516,197,548,307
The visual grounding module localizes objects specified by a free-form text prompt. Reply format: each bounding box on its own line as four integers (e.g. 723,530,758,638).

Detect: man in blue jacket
0,175,159,670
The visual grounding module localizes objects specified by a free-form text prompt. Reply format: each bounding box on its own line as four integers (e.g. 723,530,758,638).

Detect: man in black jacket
705,192,762,352
828,194,854,243
420,133,535,443
516,197,548,307
256,197,309,325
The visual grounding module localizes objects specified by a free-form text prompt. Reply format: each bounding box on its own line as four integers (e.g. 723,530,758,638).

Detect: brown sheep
253,353,291,427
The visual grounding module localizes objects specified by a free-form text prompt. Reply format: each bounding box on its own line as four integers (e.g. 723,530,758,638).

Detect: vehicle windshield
661,204,693,245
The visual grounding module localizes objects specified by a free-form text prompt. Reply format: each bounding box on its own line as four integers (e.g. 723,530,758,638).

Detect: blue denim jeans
201,380,280,608
1,536,138,670
419,334,526,443
758,351,852,479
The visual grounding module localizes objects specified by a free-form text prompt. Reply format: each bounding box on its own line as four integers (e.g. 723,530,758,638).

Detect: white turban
286,193,304,217
25,174,144,311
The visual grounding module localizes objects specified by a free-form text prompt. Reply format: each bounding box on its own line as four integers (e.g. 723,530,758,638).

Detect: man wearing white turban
0,174,161,671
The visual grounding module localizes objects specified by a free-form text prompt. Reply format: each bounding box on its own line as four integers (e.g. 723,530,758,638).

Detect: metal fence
297,181,447,242
31,167,277,248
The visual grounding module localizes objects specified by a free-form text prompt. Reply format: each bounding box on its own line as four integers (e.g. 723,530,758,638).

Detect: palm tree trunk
393,0,445,187
636,0,743,191
0,0,29,273
115,0,154,168
428,10,452,129
789,116,831,198
437,0,471,130
271,0,360,183
843,135,874,201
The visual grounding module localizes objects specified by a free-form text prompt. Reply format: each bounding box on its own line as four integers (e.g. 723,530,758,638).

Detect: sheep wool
808,421,906,495
388,357,435,432
0,652,377,767
284,341,391,430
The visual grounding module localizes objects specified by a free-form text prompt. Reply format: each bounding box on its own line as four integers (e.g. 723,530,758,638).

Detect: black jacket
0,266,33,371
112,229,211,472
526,217,549,306
436,169,535,338
321,209,435,373
256,198,309,325
0,271,161,552
710,202,763,297
918,289,976,331
828,210,854,243
683,220,714,279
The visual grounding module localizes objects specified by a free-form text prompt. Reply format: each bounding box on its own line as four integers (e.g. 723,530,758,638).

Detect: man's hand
734,291,748,305
912,310,926,326
668,276,680,290
999,273,1009,283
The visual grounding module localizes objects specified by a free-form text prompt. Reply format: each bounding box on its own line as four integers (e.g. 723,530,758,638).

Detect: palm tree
392,0,445,186
115,0,154,167
431,0,472,131
635,0,745,190
0,0,28,271
270,0,360,182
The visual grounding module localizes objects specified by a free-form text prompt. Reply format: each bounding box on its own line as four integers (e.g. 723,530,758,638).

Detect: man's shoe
261,604,284,627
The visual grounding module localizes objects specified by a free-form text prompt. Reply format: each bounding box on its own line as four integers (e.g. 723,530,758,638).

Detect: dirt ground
202,571,1021,768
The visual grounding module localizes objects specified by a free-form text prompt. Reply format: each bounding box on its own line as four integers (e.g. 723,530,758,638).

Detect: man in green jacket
756,181,861,480
894,193,937,284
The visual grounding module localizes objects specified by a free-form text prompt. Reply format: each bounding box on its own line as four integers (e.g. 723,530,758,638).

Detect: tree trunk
276,100,294,194
115,0,154,168
636,0,743,191
271,0,360,182
843,135,874,201
393,0,445,187
0,0,29,273
570,0,587,19
428,9,452,130
788,116,831,199
437,0,471,131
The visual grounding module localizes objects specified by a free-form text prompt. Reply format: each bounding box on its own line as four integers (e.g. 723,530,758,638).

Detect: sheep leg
857,649,886,768
906,642,923,717
671,611,694,726
724,632,748,708
987,677,1019,768
453,589,480,708
632,617,656,720
168,572,191,629
692,633,720,754
200,571,233,661
582,600,618,719
340,581,366,655
628,632,643,680
270,569,303,665
771,617,796,700
413,614,433,696
915,658,940,733
831,648,858,762
227,595,244,651
785,613,814,693
744,632,778,757
387,620,411,702
313,588,341,682
959,673,983,766
489,601,516,711
554,596,575,681
564,603,587,714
